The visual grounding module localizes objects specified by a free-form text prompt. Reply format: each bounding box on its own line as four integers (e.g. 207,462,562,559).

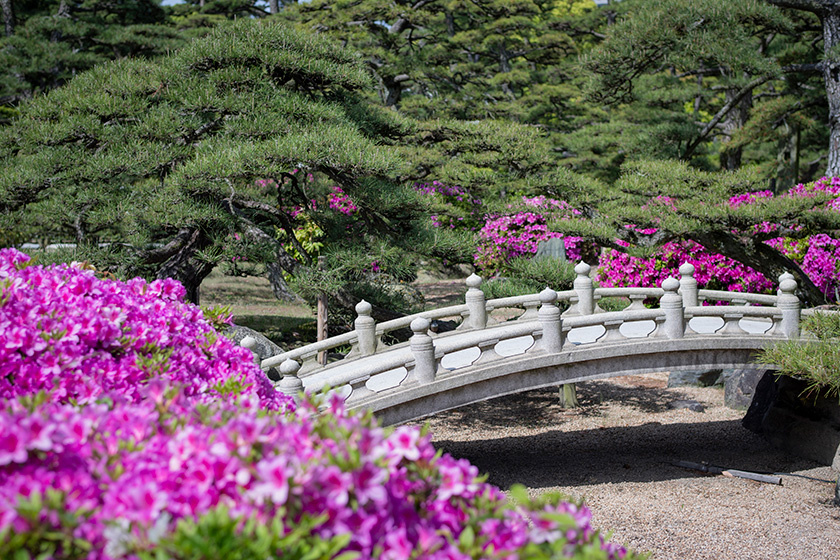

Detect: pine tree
0,18,554,307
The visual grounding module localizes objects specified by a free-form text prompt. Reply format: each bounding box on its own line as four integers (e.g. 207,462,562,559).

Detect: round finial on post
779,278,797,295
240,336,261,367
354,299,377,356
777,277,800,339
410,317,431,335
538,287,563,352
659,277,684,339
355,299,372,317
573,262,594,316
678,263,698,307
662,277,680,293
539,286,558,305
464,274,487,330
409,317,436,384
278,359,303,397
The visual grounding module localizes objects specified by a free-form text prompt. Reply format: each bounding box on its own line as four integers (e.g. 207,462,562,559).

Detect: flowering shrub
597,177,840,299
327,186,359,216
0,249,286,409
0,249,637,560
596,240,775,293
475,196,587,274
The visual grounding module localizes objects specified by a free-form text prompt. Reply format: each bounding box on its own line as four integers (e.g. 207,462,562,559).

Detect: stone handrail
697,290,779,305
253,262,804,404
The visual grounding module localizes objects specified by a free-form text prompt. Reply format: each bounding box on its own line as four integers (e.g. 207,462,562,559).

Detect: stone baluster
601,319,625,342
278,359,304,399
348,375,374,403
465,274,487,330
720,312,745,335
354,300,377,356
520,299,541,321
777,277,800,339
679,263,698,307
239,335,261,366
573,262,595,316
538,287,563,352
625,293,647,311
660,278,684,339
409,318,437,384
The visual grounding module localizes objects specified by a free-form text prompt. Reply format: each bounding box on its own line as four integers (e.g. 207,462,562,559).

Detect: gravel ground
424,373,840,560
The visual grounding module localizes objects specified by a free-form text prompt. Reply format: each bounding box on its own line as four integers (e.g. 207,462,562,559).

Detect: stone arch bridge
244,263,813,426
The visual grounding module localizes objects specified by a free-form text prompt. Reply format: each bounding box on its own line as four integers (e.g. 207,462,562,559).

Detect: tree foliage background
3,0,840,308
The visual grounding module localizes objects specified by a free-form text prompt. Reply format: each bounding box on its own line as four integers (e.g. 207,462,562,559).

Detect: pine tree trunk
266,261,301,301
268,0,279,14
155,229,215,304
1,0,14,37
824,8,840,176
719,87,752,170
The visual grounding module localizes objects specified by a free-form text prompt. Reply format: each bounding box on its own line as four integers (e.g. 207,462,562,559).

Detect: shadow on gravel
428,383,821,490
426,380,692,429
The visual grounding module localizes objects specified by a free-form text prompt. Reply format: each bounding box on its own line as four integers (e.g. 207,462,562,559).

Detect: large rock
743,372,840,467
225,324,285,381
724,368,769,410
668,368,768,411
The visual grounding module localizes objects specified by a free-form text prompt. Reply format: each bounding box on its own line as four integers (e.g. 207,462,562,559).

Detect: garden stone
226,324,285,381
723,368,768,410
668,400,705,413
667,369,725,388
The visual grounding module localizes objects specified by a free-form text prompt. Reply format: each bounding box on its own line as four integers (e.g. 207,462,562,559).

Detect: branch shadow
426,379,690,430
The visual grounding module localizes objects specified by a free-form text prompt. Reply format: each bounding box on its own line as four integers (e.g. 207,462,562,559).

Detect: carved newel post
354,300,377,356
239,335,261,367
538,287,563,352
573,262,594,316
660,277,684,339
777,276,800,339
465,273,487,330
278,359,303,399
678,263,698,307
410,317,437,384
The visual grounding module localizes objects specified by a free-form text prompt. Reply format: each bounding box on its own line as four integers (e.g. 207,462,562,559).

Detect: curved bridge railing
245,262,808,425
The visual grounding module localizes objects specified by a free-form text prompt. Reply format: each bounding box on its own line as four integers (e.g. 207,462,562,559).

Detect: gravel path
423,373,840,559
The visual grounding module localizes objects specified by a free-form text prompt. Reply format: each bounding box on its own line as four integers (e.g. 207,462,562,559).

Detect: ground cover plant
0,249,638,560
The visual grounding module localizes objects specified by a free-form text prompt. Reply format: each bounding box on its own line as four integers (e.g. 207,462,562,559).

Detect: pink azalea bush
597,177,840,299
0,250,285,409
327,186,359,216
596,240,775,293
475,196,587,274
0,249,636,560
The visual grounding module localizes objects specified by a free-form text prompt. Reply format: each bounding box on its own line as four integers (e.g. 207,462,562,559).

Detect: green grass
201,270,315,349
